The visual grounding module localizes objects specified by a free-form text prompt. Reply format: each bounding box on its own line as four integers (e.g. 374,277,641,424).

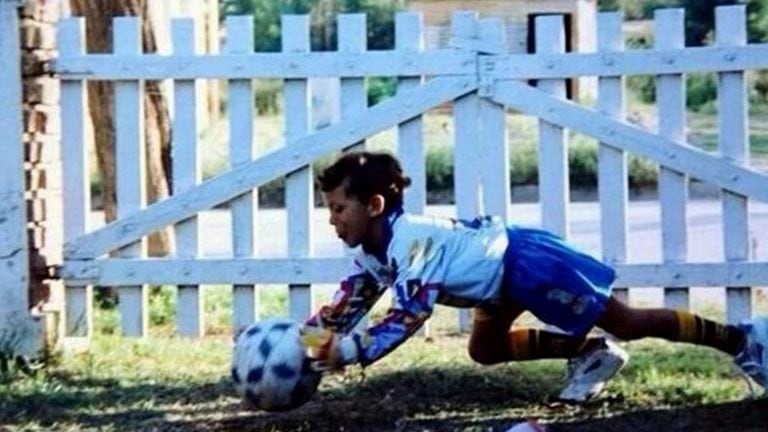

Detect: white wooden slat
396,13,426,214
339,13,367,153
65,76,477,259
337,13,372,332
61,259,768,288
490,82,768,201
717,6,752,323
114,17,148,337
656,9,689,310
283,15,313,323
55,50,477,79
451,11,481,332
337,17,372,327
597,12,629,304
479,44,768,79
395,12,428,337
0,0,31,329
58,18,92,338
478,18,509,220
172,18,203,337
227,16,259,330
536,15,569,237
614,262,768,287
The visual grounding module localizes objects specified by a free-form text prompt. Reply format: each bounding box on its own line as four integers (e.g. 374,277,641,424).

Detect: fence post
114,17,149,336
597,12,629,304
172,18,204,337
536,15,569,238
656,9,689,311
226,16,259,331
395,12,428,337
716,5,752,323
450,11,481,332
59,17,92,346
282,15,314,322
0,0,38,357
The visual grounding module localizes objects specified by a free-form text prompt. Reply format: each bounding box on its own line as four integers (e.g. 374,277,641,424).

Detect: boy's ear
367,194,386,217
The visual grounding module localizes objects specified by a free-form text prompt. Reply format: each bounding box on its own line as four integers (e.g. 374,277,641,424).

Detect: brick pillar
21,0,62,351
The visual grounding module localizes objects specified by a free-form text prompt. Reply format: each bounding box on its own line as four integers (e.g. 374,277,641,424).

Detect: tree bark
69,0,172,257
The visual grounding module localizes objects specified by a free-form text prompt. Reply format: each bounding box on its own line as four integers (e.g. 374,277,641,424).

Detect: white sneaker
734,317,768,395
558,338,629,403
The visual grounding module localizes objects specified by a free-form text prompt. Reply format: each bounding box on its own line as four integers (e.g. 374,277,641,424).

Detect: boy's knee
467,340,501,365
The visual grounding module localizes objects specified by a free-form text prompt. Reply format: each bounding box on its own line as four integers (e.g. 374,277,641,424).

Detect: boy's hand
300,326,357,371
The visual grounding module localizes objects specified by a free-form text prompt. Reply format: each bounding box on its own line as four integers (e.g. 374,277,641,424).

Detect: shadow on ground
3,365,766,431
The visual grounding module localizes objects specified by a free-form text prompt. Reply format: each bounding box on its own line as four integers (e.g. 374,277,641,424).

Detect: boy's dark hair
317,151,411,213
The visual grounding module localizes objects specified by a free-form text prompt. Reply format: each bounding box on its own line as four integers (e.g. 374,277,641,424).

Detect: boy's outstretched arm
305,278,440,370
304,268,386,335
347,279,440,366
312,243,447,368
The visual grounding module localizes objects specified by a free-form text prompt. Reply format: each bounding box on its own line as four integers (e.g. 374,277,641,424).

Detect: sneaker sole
558,346,629,402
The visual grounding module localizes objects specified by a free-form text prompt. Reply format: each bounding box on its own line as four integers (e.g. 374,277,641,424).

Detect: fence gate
8,5,768,344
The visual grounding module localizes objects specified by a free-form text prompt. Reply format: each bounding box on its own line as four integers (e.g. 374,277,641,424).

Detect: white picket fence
0,0,35,355
11,6,768,341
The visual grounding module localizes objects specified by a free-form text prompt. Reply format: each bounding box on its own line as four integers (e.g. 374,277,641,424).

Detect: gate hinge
47,264,62,280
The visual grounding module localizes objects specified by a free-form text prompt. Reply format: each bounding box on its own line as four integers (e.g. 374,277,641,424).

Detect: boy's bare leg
596,296,745,356
468,302,602,365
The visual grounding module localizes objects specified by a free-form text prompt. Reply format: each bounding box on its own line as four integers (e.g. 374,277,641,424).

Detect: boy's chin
340,237,360,248
343,240,360,248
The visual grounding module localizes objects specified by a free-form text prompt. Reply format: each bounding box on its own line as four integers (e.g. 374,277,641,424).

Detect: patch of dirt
146,372,768,432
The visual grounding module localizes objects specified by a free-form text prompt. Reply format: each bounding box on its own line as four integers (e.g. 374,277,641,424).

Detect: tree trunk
69,0,172,257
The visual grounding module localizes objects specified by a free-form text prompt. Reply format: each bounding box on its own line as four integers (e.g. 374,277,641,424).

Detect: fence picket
227,16,259,330
451,11,481,332
58,18,92,340
597,12,629,304
656,9,690,310
338,13,371,332
717,6,752,323
395,12,428,336
172,18,203,337
339,13,367,153
536,16,569,238
114,17,148,337
283,15,314,323
478,18,509,220
39,7,768,344
0,0,29,325
66,76,476,259
396,13,427,214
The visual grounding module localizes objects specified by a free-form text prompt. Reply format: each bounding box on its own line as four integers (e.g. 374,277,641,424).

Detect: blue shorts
501,226,615,336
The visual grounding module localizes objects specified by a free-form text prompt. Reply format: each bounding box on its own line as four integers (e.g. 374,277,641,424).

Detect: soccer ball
231,317,322,411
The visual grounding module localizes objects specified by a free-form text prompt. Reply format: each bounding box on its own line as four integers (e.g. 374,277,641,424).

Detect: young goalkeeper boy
304,151,768,402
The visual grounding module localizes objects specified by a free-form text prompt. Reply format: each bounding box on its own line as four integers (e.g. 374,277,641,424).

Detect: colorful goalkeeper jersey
305,209,509,366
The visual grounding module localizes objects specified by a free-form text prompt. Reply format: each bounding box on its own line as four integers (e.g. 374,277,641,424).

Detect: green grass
2,288,766,430
0,332,755,431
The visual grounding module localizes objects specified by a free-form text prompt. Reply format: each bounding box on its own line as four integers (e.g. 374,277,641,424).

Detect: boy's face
322,183,379,248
